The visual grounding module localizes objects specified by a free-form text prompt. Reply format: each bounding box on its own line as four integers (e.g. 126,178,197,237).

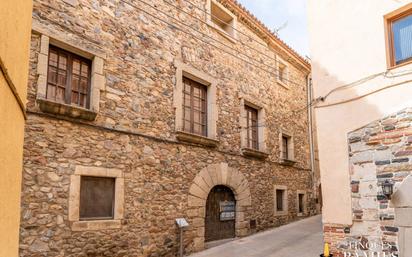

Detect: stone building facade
20,0,314,256
324,108,412,256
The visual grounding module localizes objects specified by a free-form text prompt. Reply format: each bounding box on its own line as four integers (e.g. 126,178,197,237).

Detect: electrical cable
178,0,308,66
288,68,412,113
315,79,412,108
119,0,307,88
160,0,305,80
313,68,412,108
27,109,311,170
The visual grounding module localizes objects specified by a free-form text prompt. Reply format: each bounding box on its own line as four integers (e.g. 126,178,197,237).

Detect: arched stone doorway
205,185,236,242
188,163,252,251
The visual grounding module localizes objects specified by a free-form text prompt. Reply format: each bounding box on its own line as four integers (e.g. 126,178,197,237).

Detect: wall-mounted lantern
382,180,394,199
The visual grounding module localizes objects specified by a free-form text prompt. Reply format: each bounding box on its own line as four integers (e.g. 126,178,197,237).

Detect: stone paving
189,215,323,257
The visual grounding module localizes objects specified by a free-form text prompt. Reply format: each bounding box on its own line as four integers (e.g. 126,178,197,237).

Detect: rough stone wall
20,0,314,256
324,108,412,257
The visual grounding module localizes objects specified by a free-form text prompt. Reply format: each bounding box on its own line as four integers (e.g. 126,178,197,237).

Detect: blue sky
237,0,309,57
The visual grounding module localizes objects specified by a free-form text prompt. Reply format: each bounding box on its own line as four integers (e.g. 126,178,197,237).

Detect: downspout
307,73,316,206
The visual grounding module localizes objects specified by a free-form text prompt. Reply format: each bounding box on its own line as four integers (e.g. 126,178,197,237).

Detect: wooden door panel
205,185,236,242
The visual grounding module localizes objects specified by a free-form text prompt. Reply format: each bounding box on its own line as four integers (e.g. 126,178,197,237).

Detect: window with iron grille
79,176,115,220
182,77,208,136
276,189,284,211
245,105,259,150
47,46,91,108
282,135,289,160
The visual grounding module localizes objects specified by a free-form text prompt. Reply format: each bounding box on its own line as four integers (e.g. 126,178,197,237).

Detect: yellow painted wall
0,0,32,256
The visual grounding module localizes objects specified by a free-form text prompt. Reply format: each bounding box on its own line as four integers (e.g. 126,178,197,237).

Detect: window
239,98,267,158
276,189,284,211
69,166,124,231
182,77,208,136
207,0,237,40
282,136,289,160
173,61,218,147
279,63,286,83
385,4,412,67
277,58,289,88
80,176,115,220
296,190,306,216
36,34,105,121
274,185,288,216
280,132,294,162
245,105,259,150
298,193,304,213
47,46,91,108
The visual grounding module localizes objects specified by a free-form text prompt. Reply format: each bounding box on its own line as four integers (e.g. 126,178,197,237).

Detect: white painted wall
307,0,412,225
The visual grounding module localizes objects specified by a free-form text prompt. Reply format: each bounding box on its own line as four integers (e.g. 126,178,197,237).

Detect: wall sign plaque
219,201,235,221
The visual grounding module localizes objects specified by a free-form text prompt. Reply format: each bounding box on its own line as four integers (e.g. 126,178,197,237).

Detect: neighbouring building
308,1,412,256
20,0,315,256
0,1,32,257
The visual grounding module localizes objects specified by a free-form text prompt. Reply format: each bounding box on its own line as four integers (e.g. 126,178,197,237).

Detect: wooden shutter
47,46,91,108
245,106,258,150
79,176,115,220
70,57,90,108
282,136,289,160
276,189,284,211
182,77,207,136
47,47,68,103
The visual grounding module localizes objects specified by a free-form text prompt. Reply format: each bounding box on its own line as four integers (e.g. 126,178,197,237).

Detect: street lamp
382,180,394,199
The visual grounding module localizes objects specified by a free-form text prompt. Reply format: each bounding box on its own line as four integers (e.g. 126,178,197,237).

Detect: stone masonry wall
20,0,314,256
324,108,412,257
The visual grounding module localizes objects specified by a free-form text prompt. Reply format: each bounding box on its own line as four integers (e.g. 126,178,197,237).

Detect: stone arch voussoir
188,162,251,251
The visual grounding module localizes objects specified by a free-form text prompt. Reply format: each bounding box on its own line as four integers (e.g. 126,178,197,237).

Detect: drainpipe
306,73,316,203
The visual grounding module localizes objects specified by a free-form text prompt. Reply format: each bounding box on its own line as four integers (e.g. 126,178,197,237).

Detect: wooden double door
205,185,236,242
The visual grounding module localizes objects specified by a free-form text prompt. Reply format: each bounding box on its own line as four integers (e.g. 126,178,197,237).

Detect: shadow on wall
310,61,408,256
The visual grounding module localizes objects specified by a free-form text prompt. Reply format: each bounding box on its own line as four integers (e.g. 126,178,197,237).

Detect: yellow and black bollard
320,243,333,257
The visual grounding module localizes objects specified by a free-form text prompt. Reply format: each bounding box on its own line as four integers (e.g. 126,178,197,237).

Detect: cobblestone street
189,215,322,257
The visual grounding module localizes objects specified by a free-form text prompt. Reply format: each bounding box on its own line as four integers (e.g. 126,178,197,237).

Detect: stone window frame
173,60,219,147
274,185,288,216
205,0,238,43
296,190,307,216
36,34,105,120
68,166,124,231
277,56,289,89
239,97,268,159
279,130,295,164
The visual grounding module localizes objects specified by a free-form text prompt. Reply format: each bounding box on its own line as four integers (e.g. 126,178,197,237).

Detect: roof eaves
221,0,311,71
